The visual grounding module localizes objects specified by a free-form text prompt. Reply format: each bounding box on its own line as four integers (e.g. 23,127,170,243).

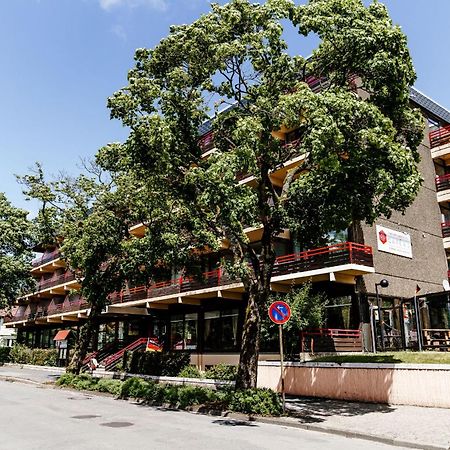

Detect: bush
177,385,213,409
124,351,191,377
70,374,99,391
56,373,76,386
178,365,202,379
30,348,58,366
230,388,282,416
120,377,153,399
96,378,122,396
9,344,33,364
205,364,237,381
0,347,11,364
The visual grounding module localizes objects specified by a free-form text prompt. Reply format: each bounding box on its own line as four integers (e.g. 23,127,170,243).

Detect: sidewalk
271,397,450,450
1,364,449,449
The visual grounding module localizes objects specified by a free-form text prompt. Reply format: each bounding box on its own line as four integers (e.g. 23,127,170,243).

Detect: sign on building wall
376,225,413,258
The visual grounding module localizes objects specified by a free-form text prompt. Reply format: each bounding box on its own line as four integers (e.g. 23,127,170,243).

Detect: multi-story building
4,85,450,367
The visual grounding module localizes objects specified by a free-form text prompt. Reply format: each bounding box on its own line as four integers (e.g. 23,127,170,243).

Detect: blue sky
0,0,448,212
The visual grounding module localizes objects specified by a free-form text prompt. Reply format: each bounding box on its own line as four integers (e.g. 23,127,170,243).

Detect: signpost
268,300,291,412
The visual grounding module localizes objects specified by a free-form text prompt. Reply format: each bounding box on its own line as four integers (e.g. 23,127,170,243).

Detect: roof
410,87,450,124
198,87,450,137
53,330,71,341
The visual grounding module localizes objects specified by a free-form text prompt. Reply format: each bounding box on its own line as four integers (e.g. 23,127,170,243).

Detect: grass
310,352,450,365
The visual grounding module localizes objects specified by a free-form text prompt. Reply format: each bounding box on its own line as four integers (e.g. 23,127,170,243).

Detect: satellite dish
443,280,450,292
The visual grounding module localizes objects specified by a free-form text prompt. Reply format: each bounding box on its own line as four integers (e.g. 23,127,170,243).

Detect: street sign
268,300,291,325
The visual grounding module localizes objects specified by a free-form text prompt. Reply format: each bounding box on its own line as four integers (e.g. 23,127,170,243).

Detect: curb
0,375,42,386
3,363,65,373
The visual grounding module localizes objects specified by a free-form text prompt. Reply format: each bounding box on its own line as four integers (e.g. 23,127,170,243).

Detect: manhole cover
71,415,101,419
100,422,134,428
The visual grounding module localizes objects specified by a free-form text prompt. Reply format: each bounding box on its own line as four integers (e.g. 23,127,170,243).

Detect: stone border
3,363,66,373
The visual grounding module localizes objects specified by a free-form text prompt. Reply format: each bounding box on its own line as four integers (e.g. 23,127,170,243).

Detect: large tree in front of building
98,0,423,388
0,193,34,309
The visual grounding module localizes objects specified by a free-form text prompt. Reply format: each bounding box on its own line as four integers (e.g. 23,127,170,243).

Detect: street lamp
375,279,389,352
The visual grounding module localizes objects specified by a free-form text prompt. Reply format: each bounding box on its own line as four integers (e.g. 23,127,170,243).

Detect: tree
0,193,34,310
96,0,421,388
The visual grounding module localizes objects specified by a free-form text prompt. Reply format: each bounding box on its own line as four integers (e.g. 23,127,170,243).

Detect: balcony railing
31,249,60,268
198,131,215,153
9,242,373,323
109,242,373,305
442,222,450,238
29,271,78,295
436,174,450,192
430,125,450,149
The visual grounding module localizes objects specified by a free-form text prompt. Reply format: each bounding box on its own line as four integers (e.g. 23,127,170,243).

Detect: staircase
101,337,148,371
81,342,122,372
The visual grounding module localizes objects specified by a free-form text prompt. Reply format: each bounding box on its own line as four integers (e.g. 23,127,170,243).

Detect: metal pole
375,284,385,352
279,324,285,413
413,295,423,351
370,304,377,354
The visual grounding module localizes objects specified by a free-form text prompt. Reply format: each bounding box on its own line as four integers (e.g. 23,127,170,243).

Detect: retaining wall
257,361,450,408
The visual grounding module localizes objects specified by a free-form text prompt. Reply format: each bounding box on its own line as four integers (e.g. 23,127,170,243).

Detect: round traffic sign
268,300,291,325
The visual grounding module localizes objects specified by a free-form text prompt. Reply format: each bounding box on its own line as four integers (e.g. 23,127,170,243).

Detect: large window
170,313,198,350
204,309,239,352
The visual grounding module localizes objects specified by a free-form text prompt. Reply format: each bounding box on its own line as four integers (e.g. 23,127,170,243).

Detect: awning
53,330,70,341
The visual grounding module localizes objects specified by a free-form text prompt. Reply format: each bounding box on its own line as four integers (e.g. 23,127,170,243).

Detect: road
0,380,408,450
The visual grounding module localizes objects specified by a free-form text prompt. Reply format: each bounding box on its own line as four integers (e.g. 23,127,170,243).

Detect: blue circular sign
268,301,291,325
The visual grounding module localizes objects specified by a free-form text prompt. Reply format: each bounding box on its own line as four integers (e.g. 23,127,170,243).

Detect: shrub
230,388,282,416
205,364,237,381
56,373,76,386
159,384,180,405
177,385,213,409
96,378,122,396
30,348,58,366
178,365,202,379
0,347,11,364
125,351,190,377
121,377,152,399
9,344,32,364
70,374,99,391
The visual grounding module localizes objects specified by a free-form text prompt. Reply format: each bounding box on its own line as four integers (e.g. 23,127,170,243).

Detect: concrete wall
258,361,450,408
191,353,280,371
361,125,448,298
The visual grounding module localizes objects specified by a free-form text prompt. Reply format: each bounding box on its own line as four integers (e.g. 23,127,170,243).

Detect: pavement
1,364,449,449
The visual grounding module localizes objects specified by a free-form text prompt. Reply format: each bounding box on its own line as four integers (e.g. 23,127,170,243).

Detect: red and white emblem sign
378,229,387,245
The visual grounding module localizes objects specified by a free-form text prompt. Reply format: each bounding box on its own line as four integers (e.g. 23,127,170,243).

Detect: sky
0,0,448,212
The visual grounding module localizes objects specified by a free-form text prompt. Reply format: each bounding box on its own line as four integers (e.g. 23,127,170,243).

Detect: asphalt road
0,381,408,450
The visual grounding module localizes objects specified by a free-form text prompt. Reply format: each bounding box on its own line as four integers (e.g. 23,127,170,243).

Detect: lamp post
375,279,389,352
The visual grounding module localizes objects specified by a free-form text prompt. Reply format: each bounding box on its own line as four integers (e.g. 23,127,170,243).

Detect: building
4,84,450,367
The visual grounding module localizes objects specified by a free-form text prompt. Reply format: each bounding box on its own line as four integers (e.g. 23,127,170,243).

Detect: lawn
310,352,450,365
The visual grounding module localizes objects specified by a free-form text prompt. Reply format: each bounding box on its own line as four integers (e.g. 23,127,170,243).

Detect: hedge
0,347,11,364
122,350,190,376
9,344,58,366
56,374,282,416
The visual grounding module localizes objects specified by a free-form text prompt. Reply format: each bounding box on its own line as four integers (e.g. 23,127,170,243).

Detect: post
279,324,285,413
413,295,423,351
375,284,385,352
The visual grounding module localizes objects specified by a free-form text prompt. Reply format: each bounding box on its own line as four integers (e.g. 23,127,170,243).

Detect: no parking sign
268,301,291,325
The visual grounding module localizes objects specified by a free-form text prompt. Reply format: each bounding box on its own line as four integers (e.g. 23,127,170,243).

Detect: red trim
430,125,450,149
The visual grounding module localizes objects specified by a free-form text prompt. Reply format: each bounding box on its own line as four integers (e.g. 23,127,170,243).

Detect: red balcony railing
32,271,78,294
436,174,450,192
31,249,60,267
109,242,373,305
442,222,450,238
198,131,215,153
430,125,450,149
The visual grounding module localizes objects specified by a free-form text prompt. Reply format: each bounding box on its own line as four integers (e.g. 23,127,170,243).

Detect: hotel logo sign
376,225,412,258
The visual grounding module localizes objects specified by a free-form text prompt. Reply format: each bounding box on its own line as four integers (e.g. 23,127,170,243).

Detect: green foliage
177,385,214,409
178,365,203,379
70,374,99,391
125,351,191,377
120,377,157,399
96,378,122,396
56,373,76,386
8,344,58,366
230,388,282,416
0,193,34,308
204,364,237,381
0,347,11,364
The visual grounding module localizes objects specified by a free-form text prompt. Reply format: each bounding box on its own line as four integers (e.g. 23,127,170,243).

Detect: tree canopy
0,193,34,309
96,0,422,388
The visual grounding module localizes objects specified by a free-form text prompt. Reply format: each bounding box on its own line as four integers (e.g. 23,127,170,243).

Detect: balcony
31,249,65,273
6,242,374,327
109,242,374,308
21,271,80,300
430,125,450,160
442,222,450,251
198,131,215,154
435,175,450,203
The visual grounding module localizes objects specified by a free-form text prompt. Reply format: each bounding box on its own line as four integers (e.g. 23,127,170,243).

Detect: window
204,309,239,352
170,313,198,350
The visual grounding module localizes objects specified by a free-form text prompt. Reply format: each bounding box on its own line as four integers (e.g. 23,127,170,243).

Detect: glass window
204,309,239,352
184,313,198,350
170,313,198,350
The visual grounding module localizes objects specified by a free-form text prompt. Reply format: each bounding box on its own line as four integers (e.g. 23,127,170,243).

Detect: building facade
4,86,450,366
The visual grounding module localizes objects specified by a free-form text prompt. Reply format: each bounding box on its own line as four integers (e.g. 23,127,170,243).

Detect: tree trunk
67,303,103,374
236,286,261,389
